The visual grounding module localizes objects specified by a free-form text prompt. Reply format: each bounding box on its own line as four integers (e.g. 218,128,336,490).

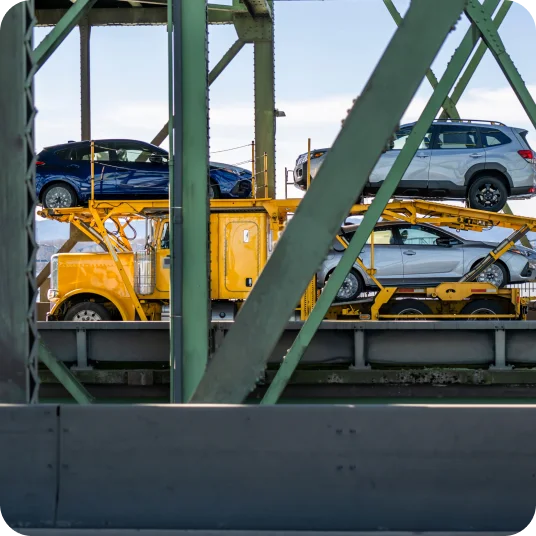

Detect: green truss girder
465,0,536,129
209,40,246,83
33,0,98,72
262,0,503,405
181,0,210,402
242,0,272,19
151,39,245,157
382,0,460,119
441,0,513,115
39,343,94,404
190,0,468,404
384,1,527,246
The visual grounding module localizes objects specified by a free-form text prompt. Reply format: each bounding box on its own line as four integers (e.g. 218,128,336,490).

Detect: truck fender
50,289,131,321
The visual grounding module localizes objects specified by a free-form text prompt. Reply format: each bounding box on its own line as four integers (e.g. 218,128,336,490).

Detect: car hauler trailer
39,197,536,322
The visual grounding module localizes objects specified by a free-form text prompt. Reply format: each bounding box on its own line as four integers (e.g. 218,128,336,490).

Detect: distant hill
36,219,69,243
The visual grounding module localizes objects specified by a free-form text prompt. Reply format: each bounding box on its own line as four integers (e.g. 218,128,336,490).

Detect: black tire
389,298,432,318
209,183,220,199
333,269,364,303
460,299,509,318
467,176,507,212
473,260,508,288
64,301,111,321
42,183,77,209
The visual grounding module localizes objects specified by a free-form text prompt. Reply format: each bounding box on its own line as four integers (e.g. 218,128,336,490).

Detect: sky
31,0,536,230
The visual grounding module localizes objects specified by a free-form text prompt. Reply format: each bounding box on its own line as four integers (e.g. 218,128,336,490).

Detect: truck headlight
47,289,59,301
50,254,58,292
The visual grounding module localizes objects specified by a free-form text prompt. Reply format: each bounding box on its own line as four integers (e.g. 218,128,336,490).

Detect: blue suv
36,139,253,208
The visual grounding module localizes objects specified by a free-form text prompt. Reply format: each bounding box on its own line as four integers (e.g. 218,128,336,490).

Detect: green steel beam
241,0,272,19
33,0,99,72
235,0,275,197
464,0,535,249
190,0,468,404
465,0,536,128
36,7,234,26
180,0,210,402
382,0,460,119
168,0,177,401
254,18,276,198
441,0,512,117
0,2,38,403
209,39,246,85
262,0,504,406
151,40,245,148
39,344,94,404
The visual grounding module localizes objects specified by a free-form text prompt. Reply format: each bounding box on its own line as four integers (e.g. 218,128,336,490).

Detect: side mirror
149,153,164,164
436,237,453,247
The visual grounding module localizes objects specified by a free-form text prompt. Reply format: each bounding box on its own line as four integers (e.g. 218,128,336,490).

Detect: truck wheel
389,299,431,318
460,299,508,318
64,302,111,321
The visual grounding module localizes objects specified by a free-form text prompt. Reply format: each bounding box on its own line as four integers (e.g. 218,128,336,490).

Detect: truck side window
160,223,170,249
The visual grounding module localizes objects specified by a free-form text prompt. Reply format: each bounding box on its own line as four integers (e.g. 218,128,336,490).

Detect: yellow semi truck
44,199,283,321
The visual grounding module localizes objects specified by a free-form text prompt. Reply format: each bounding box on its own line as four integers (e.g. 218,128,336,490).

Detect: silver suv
318,221,536,302
293,119,536,212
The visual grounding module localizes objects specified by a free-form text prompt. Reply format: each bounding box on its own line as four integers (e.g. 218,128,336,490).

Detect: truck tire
460,299,509,318
64,301,111,321
389,299,431,318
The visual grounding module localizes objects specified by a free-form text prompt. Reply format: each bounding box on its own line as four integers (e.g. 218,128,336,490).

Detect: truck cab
48,217,171,321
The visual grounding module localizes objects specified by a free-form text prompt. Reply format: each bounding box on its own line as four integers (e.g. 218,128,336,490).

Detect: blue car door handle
67,164,79,169
416,154,430,158
470,153,483,158
403,250,416,256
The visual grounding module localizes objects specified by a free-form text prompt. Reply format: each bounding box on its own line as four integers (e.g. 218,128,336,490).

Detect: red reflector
398,289,415,293
518,149,534,161
530,187,535,194
471,289,487,293
36,161,45,166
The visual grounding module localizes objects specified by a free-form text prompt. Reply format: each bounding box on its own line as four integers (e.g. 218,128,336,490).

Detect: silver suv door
396,224,465,285
428,124,485,195
369,125,433,192
344,226,404,285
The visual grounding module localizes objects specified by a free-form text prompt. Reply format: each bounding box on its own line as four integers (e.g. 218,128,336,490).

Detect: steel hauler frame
6,0,536,534
38,197,536,323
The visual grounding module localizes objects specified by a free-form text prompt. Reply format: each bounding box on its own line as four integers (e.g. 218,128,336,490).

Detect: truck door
212,213,267,300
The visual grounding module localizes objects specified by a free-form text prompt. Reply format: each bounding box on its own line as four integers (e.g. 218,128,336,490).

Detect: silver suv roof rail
433,118,506,126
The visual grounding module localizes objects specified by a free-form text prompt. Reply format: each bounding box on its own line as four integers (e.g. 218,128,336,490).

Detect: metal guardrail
2,404,536,533
38,320,536,370
508,281,536,303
